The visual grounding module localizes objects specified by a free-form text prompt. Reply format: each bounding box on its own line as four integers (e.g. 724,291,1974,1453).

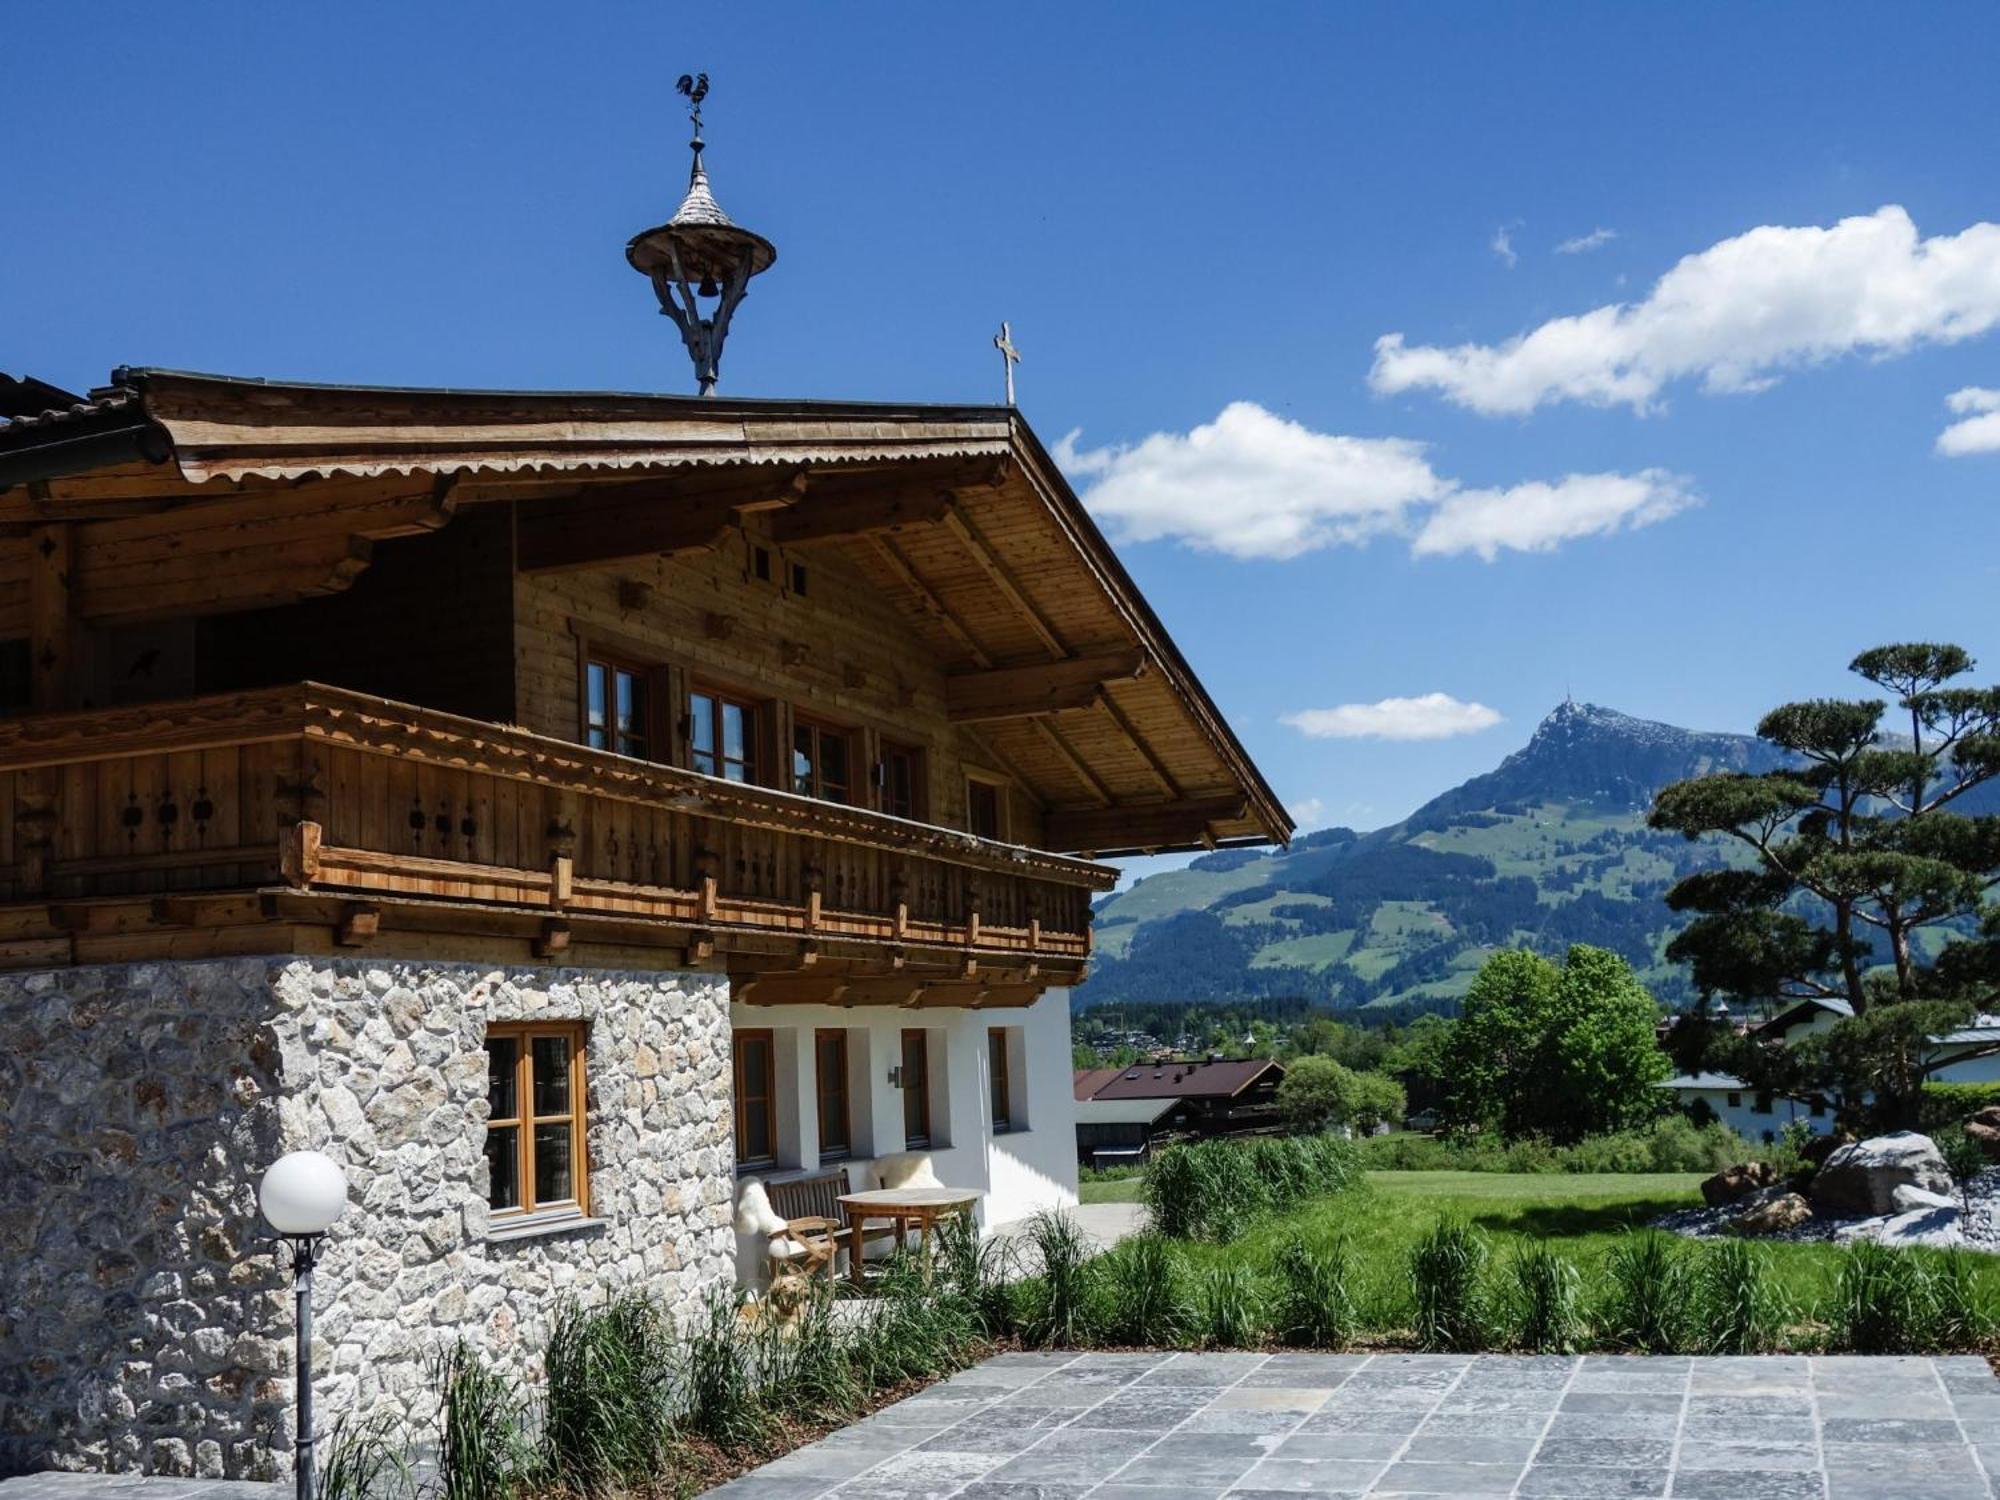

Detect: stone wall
0,956,736,1480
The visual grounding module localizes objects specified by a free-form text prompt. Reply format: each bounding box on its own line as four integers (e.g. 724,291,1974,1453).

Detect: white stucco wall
727,987,1078,1229
1667,1084,1835,1140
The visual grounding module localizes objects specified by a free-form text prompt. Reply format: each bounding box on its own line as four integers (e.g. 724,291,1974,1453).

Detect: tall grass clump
1098,1235,1194,1347
1272,1236,1358,1349
863,1253,984,1383
1695,1239,1782,1355
1019,1209,1099,1347
773,1281,864,1424
1144,1134,1357,1242
678,1287,774,1450
431,1338,535,1500
1604,1231,1689,1353
935,1212,1018,1339
1930,1251,1994,1352
1196,1261,1264,1348
1410,1220,1490,1352
1827,1241,1989,1354
540,1293,678,1494
314,1415,410,1500
1509,1243,1582,1354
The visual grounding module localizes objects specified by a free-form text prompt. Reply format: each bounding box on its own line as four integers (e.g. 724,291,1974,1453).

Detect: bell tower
626,74,777,395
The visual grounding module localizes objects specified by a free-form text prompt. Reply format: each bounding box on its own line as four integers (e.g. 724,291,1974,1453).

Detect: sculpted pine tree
1648,643,2000,1125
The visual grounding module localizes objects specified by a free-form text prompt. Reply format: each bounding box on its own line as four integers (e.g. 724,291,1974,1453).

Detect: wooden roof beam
867,534,994,669
516,469,809,572
1098,685,1186,799
1044,796,1249,854
941,504,1068,659
945,650,1146,723
1032,717,1114,806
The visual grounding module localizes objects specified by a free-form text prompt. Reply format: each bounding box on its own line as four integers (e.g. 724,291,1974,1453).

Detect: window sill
486,1209,608,1244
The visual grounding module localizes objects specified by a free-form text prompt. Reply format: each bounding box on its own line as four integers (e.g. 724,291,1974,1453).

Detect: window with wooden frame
690,686,759,784
989,1027,1012,1134
484,1022,589,1220
815,1028,851,1161
791,717,855,804
966,777,1003,841
583,653,655,760
900,1028,932,1150
879,740,925,821
734,1028,777,1168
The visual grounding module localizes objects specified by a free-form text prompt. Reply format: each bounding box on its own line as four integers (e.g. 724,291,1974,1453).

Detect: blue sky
10,3,2000,867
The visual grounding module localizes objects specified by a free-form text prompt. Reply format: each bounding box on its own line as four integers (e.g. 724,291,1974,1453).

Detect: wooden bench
764,1168,857,1281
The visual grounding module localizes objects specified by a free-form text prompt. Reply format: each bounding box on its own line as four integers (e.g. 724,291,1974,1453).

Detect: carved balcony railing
0,684,1112,988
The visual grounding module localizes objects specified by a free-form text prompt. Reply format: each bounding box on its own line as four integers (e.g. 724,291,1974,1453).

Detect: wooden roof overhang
0,369,1291,856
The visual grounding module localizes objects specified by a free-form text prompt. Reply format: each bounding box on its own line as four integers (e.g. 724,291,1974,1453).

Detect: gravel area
1655,1167,2000,1250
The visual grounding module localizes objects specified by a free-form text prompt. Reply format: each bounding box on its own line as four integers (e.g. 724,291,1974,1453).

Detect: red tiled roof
1073,1066,1122,1101
1082,1057,1283,1102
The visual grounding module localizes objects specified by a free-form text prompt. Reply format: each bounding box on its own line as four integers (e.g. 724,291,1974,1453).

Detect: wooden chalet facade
0,368,1287,1479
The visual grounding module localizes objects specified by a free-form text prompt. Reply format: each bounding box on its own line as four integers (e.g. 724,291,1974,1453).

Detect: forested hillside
1079,700,1789,1017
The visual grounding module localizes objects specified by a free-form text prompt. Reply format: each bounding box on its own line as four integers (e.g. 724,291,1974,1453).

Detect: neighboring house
1755,995,1854,1046
1071,1056,1286,1161
1659,1072,1835,1141
1924,1015,2000,1084
0,319,1288,1476
1073,1095,1179,1167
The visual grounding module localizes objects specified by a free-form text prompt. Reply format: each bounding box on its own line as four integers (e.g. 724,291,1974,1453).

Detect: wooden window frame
791,715,857,805
734,1027,778,1170
579,648,665,762
690,682,763,786
815,1028,851,1162
878,738,926,822
485,1020,590,1221
965,773,1006,841
989,1026,1012,1134
901,1027,932,1150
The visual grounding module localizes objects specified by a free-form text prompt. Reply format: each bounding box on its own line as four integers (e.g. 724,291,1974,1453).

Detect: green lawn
1083,1168,1866,1332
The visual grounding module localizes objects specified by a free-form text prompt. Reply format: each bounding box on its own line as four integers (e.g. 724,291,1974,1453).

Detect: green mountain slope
1081,701,1788,1017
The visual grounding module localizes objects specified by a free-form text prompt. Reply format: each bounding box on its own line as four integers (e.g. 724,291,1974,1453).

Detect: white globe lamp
259,1150,347,1500
259,1151,348,1236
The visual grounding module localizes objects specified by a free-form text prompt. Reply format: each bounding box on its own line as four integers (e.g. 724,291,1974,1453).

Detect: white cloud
1372,206,2000,415
1282,694,1504,742
1556,227,1618,255
1491,224,1519,269
1412,468,1698,561
1056,402,1695,561
1938,387,2000,456
1286,796,1329,830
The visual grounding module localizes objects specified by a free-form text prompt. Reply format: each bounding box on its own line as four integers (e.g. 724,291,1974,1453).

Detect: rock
1801,1132,1852,1169
1965,1105,2000,1161
1837,1204,1965,1250
1702,1162,1777,1206
1808,1131,1954,1217
1729,1191,1812,1237
1892,1183,1959,1213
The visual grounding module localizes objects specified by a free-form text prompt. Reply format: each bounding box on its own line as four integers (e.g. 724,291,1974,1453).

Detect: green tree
1440,945,1669,1143
1649,643,2000,1126
1275,1055,1407,1134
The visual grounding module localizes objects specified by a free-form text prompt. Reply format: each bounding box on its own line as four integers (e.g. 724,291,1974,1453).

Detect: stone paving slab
701,1351,2000,1500
0,1476,282,1500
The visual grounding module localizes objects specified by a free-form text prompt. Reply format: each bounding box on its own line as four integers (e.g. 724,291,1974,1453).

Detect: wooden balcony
0,685,1112,998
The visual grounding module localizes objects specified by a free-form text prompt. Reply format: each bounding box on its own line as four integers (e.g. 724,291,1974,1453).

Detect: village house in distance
0,100,1289,1480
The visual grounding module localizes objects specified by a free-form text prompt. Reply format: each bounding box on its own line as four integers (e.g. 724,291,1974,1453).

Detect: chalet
0,117,1288,1481
1071,1056,1286,1163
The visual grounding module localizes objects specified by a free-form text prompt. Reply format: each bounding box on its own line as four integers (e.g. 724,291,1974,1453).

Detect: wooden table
837,1187,983,1285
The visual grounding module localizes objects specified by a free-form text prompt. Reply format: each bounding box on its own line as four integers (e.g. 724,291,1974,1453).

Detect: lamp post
259,1150,349,1500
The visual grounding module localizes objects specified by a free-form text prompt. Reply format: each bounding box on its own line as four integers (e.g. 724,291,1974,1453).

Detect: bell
697,274,720,298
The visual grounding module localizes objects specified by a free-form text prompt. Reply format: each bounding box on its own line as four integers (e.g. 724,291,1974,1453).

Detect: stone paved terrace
702,1350,2000,1500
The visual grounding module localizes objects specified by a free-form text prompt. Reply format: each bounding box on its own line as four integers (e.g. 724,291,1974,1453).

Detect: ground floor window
901,1028,932,1149
816,1028,851,1160
735,1028,777,1168
989,1026,1012,1133
484,1022,588,1217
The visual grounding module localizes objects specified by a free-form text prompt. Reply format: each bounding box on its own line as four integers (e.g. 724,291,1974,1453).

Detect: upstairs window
691,688,758,784
585,657,650,759
967,779,1003,840
792,719,854,804
485,1022,588,1219
880,740,923,821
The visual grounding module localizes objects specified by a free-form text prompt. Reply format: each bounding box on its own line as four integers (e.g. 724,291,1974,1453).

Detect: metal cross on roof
993,321,1020,406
